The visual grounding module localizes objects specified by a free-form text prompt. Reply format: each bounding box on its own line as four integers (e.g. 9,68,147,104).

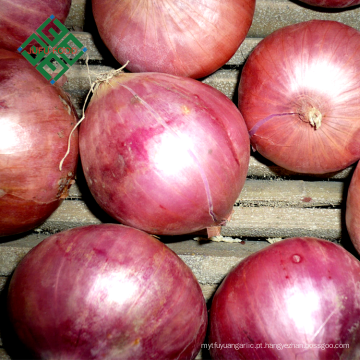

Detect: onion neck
308,107,322,129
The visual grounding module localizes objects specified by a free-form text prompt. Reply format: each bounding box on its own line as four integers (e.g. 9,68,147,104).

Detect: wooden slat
25,197,344,240
238,179,344,207
68,178,346,207
223,206,342,240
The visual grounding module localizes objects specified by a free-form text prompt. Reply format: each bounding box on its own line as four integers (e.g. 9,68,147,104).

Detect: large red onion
297,0,360,8
238,20,360,174
346,161,360,253
92,0,255,79
209,237,360,359
7,224,208,360
0,0,72,52
79,72,250,236
0,49,78,237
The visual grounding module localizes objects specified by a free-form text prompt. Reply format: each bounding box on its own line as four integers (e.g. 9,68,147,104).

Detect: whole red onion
79,72,250,236
92,0,255,79
238,20,360,174
0,49,78,237
7,224,208,360
297,0,360,8
346,161,360,253
0,0,71,52
209,237,360,359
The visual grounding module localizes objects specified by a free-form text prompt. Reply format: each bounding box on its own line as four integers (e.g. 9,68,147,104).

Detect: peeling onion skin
92,0,255,79
297,0,360,7
346,162,360,254
0,0,72,52
209,237,360,360
0,49,78,237
238,20,360,174
7,224,208,360
79,72,250,236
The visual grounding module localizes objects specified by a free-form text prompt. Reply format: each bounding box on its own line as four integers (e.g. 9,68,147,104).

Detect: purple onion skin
92,0,255,79
79,72,250,236
0,49,78,237
346,162,360,254
0,0,71,52
7,224,208,360
209,237,360,360
297,0,360,7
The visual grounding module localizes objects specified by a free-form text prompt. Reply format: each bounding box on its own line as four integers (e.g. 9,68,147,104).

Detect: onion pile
209,237,360,359
346,162,360,253
238,20,360,174
92,0,255,79
79,72,250,236
7,224,207,360
0,0,72,52
0,49,78,237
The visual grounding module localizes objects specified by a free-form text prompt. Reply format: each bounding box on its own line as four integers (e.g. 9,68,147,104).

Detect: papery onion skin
297,0,360,8
92,0,255,79
209,237,360,360
0,49,78,237
238,20,360,174
79,72,250,236
0,0,72,52
346,162,360,254
7,224,208,360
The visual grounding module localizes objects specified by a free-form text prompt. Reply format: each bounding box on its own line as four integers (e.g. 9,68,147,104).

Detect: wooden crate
1,0,360,359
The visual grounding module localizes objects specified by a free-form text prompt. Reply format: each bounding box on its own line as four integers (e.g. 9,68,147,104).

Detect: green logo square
18,15,88,84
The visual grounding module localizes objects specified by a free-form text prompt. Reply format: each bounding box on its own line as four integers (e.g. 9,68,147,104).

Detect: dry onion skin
0,49,78,237
92,0,256,79
0,0,72,52
7,224,208,360
79,72,250,236
238,20,360,174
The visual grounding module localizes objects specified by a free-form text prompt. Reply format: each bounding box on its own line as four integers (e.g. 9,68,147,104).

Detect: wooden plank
68,178,345,207
13,197,343,240
222,206,342,240
238,179,344,207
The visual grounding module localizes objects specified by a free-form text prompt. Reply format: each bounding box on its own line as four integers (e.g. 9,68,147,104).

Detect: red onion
0,0,71,52
346,161,360,253
0,49,78,237
209,237,360,359
238,20,360,174
79,72,250,236
7,224,207,360
92,0,255,79
297,0,360,8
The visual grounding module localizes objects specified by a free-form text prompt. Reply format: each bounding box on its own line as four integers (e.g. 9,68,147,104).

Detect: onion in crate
79,72,250,236
0,49,78,237
346,161,360,254
238,20,360,174
92,0,255,79
7,224,208,360
209,237,360,359
0,0,72,52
